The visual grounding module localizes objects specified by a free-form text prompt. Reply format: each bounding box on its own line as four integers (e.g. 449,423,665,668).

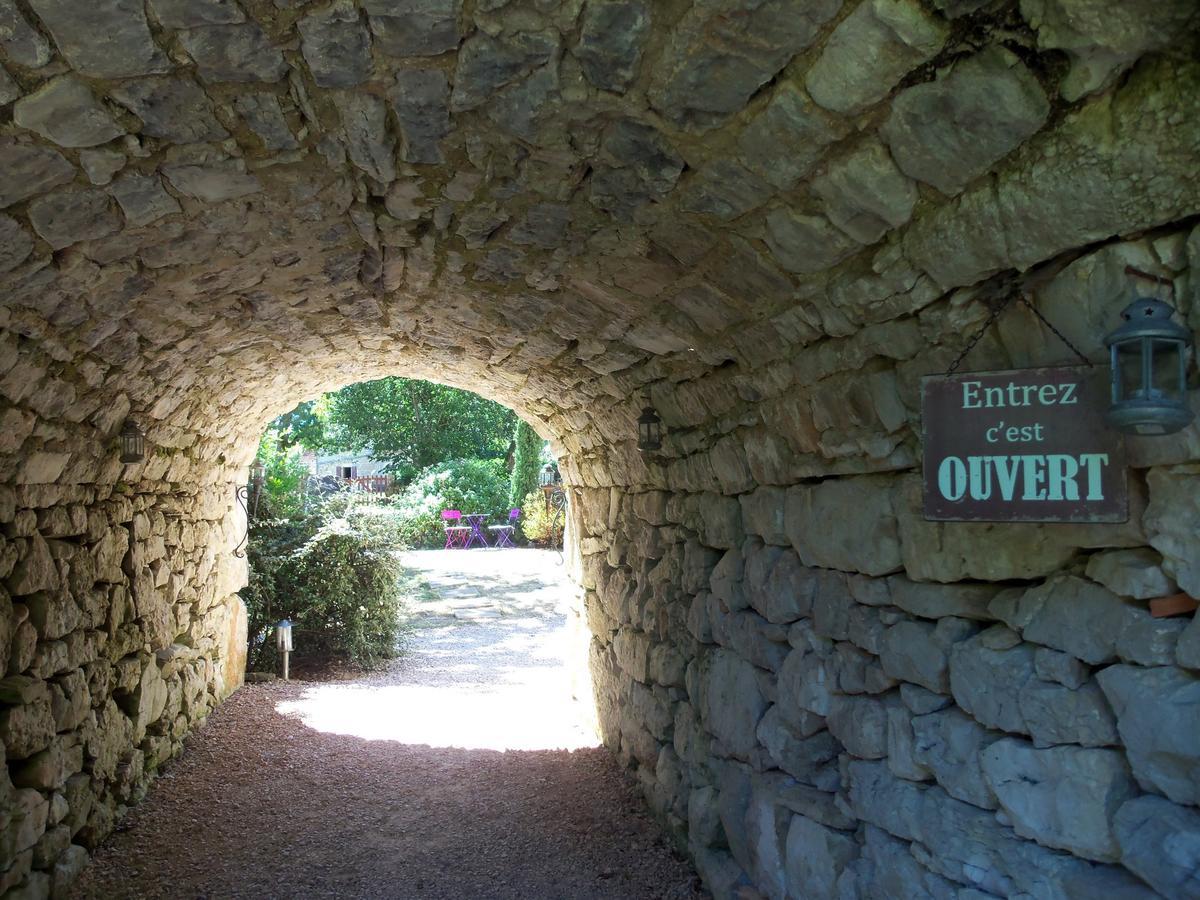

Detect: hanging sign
922,366,1127,523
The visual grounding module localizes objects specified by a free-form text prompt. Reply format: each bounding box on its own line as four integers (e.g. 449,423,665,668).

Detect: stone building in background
0,0,1198,897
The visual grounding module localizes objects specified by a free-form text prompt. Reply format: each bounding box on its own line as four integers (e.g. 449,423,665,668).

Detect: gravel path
72,550,704,900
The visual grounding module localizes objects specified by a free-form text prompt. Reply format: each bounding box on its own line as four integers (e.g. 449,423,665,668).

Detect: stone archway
2,0,1199,896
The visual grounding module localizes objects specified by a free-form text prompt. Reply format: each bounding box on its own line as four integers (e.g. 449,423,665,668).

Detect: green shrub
243,491,410,672
284,522,405,669
520,489,564,548
386,457,512,547
253,434,311,518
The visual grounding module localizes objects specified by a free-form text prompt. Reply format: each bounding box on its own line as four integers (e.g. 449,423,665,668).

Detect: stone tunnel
1,0,1199,896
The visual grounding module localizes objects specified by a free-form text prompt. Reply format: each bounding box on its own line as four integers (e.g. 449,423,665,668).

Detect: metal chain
944,294,1016,375
944,291,1093,376
1016,294,1093,367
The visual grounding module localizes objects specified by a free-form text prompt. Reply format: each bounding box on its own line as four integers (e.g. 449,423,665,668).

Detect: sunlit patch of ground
276,548,600,751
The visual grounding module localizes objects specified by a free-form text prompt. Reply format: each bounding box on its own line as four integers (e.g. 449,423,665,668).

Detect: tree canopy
273,377,518,481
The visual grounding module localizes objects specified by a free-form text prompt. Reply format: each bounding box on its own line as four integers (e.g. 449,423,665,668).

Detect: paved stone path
72,549,702,899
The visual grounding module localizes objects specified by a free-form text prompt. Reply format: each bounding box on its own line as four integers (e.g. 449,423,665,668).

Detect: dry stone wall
0,477,246,898
577,227,1200,900
0,0,1198,896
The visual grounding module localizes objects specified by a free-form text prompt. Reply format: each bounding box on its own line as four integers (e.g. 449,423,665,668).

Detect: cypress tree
508,419,541,509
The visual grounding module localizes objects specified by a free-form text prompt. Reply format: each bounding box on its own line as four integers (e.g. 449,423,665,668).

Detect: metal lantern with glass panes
119,420,146,463
276,619,293,651
539,463,556,488
637,406,663,453
276,619,293,680
1104,296,1194,436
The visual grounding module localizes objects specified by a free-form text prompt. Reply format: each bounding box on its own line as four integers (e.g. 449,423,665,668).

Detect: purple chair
442,510,469,549
488,508,520,548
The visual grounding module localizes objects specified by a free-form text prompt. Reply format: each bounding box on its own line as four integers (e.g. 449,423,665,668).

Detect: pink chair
442,510,469,549
488,508,521,548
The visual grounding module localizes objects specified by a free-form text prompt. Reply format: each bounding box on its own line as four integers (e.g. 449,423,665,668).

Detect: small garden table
463,513,489,549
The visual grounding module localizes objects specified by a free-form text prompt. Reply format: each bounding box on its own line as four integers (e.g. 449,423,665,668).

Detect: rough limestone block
110,77,229,144
1020,0,1198,100
911,707,998,809
13,77,124,148
298,1,373,89
1085,547,1177,600
737,86,847,191
1113,794,1200,900
362,0,461,58
812,139,919,244
1017,678,1118,748
647,0,840,130
980,739,1137,862
0,0,52,67
0,686,54,760
178,23,288,84
989,575,1128,664
739,487,789,546
784,814,859,899
948,627,1035,734
805,0,947,115
27,189,122,250
1179,612,1200,670
574,0,650,94
882,46,1050,195
26,0,168,78
0,216,34,275
893,477,1080,582
785,476,902,576
698,650,768,762
1145,466,1200,598
1097,665,1200,805
826,693,893,759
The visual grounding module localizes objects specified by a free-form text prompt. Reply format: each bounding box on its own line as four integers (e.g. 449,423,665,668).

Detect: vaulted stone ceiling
1,0,1198,488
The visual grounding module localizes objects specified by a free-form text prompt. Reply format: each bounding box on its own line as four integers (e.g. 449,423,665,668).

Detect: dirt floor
71,550,704,900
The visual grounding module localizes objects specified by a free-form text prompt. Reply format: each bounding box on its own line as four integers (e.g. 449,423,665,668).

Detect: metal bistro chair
488,508,521,548
441,509,470,549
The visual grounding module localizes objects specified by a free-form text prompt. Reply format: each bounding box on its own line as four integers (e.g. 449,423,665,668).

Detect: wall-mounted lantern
119,420,146,463
1104,295,1194,436
538,463,558,488
233,460,267,559
276,619,293,681
637,405,663,453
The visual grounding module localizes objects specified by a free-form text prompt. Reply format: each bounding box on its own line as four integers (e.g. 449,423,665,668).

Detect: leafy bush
520,489,564,548
243,488,410,672
253,434,312,518
385,457,512,547
283,522,405,669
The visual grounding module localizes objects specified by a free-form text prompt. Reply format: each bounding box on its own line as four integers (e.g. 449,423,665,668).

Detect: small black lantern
1104,296,1194,436
637,405,663,453
538,463,557,488
251,460,265,490
119,420,145,463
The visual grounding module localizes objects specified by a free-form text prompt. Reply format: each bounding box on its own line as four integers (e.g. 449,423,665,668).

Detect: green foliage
243,488,409,672
509,420,541,509
272,399,328,450
282,522,405,669
384,457,513,547
282,377,516,481
253,432,311,518
520,489,564,548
